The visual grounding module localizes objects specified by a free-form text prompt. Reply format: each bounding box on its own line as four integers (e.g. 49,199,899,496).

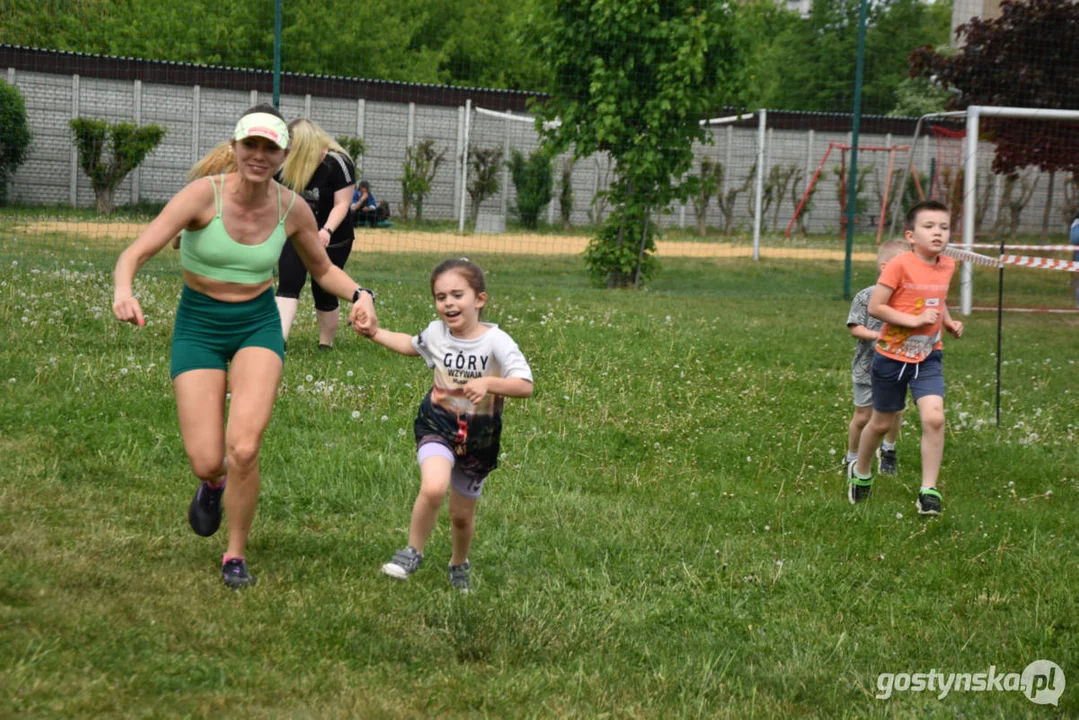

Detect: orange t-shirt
874,251,956,363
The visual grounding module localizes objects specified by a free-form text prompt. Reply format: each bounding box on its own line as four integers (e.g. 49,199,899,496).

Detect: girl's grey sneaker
448,560,471,593
222,557,257,589
188,479,225,537
382,546,423,579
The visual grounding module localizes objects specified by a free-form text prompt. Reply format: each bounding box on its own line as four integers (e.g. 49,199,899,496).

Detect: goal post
959,106,1079,315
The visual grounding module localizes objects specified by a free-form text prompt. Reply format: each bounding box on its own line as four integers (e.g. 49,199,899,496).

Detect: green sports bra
180,174,296,284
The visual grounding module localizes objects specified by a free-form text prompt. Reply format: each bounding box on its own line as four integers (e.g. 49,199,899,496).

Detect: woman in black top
275,118,357,349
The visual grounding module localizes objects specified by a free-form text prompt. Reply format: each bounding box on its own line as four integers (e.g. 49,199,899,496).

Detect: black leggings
276,240,353,311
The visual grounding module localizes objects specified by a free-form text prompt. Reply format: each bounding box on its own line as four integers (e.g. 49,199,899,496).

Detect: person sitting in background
352,180,379,227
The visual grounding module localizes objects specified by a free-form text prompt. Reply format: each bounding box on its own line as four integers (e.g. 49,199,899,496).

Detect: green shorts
170,285,285,379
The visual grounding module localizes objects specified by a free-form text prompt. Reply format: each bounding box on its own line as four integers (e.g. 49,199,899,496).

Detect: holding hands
349,294,378,337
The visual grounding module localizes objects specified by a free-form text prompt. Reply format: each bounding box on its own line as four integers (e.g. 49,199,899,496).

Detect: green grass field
1,240,1076,718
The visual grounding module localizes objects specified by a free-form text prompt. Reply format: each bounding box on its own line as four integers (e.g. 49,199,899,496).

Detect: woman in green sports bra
112,104,380,590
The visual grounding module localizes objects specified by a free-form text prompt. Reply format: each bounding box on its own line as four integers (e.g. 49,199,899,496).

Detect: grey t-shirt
847,285,883,383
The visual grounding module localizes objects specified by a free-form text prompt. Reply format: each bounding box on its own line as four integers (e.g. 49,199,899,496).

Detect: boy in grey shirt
845,239,909,474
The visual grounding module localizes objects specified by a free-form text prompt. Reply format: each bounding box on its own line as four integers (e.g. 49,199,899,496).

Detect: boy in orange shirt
848,200,964,515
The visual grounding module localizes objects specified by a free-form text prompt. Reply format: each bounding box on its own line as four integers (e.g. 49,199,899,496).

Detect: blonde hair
278,118,346,192
877,238,910,266
187,141,236,180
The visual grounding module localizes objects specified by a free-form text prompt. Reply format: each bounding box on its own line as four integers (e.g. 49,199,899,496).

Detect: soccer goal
896,106,1079,315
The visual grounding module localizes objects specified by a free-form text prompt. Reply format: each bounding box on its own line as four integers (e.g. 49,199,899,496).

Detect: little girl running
361,258,533,592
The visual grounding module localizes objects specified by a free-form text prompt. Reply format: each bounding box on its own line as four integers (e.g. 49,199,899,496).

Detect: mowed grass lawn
1,242,1076,718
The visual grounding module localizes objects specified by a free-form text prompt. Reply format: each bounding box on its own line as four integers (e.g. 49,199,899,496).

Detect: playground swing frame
785,141,914,245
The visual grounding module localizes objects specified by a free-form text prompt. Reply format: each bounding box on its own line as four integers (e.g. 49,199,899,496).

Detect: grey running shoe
878,446,898,475
222,557,257,589
382,546,423,580
847,460,873,504
188,480,225,537
916,489,942,516
448,560,471,593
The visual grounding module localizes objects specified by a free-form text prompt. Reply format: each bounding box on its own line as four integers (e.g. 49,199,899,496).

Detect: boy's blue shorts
870,349,944,412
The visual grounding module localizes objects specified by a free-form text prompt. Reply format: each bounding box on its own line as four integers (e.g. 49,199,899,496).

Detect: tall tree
910,0,1079,176
0,79,32,204
0,0,547,89
529,0,744,287
757,0,950,114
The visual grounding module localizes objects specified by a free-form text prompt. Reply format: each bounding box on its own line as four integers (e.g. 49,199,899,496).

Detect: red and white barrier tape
944,246,1079,272
961,244,1078,252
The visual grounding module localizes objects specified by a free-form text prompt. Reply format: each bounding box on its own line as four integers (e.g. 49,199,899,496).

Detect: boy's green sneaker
847,460,873,504
916,488,942,516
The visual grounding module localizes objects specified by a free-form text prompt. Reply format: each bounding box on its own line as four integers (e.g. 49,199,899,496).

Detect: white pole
458,99,471,233
356,99,365,177
454,105,464,222
407,102,415,149
752,110,766,261
960,107,979,316
548,154,557,225
501,112,511,217
132,79,142,204
70,75,80,206
192,85,201,165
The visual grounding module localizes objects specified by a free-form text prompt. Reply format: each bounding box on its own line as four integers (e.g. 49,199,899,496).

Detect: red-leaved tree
909,0,1079,178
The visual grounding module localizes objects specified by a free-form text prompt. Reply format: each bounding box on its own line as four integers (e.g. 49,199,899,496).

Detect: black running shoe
847,460,873,504
222,557,257,589
188,480,224,537
916,488,942,516
878,447,898,475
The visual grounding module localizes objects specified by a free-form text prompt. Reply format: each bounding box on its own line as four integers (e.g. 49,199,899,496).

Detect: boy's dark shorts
870,349,944,412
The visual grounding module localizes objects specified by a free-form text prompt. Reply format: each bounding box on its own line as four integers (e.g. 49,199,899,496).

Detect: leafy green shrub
467,147,504,226
507,148,553,229
69,118,166,215
684,157,723,236
584,203,659,288
559,158,574,229
399,138,446,222
0,79,32,205
336,135,366,167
